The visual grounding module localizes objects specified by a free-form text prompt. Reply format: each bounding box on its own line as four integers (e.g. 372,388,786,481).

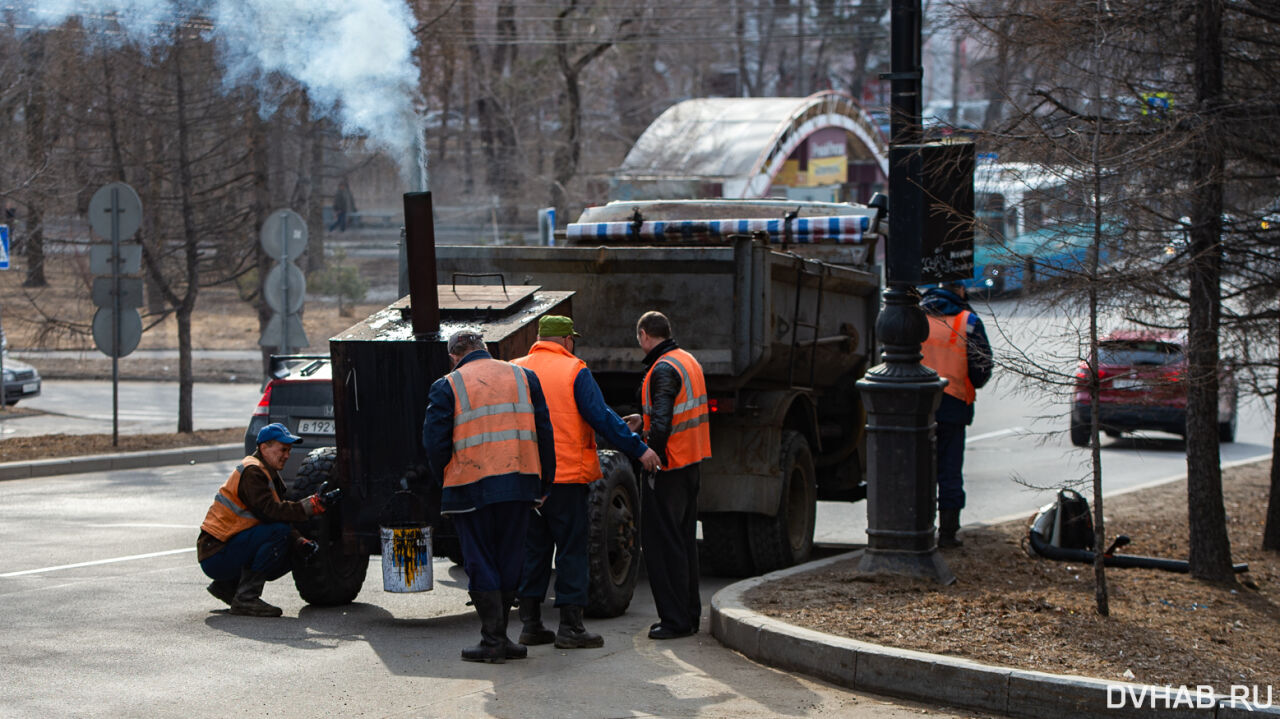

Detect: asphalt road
0,462,992,719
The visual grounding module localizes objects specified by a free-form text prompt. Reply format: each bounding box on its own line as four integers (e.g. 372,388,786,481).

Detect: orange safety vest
512,341,602,484
200,456,274,542
642,348,712,470
922,310,975,404
444,357,542,488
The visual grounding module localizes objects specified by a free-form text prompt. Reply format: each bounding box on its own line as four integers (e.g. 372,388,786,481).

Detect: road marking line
966,427,1025,444
0,548,195,577
86,523,198,529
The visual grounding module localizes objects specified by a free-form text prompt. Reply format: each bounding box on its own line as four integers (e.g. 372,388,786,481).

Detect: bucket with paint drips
380,490,433,592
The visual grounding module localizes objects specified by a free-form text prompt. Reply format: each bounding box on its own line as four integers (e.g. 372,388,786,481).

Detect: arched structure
611,91,889,203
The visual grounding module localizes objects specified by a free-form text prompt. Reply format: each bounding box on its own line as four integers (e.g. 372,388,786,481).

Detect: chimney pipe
402,191,440,338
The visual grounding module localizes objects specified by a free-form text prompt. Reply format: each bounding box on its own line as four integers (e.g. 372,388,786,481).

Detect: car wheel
1219,406,1238,443
1069,413,1090,448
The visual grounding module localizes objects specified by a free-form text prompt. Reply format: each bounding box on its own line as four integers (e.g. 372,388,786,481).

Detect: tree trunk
1264,318,1280,551
22,34,47,288
172,36,199,434
1185,0,1234,583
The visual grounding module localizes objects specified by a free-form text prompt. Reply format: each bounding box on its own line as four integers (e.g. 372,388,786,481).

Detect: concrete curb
0,443,244,481
711,551,1280,719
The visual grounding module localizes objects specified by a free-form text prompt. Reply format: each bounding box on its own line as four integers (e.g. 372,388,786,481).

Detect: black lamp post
855,0,954,584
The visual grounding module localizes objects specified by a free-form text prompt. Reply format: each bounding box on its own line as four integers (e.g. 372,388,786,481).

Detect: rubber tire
699,513,755,577
584,450,640,619
746,430,817,574
286,446,368,606
1069,415,1090,448
1219,393,1238,443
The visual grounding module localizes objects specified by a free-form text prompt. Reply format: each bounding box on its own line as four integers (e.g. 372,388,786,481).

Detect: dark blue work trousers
518,483,590,607
936,420,967,511
199,522,292,582
452,501,531,593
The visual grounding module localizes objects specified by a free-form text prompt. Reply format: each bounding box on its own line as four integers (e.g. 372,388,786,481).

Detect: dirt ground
747,462,1280,689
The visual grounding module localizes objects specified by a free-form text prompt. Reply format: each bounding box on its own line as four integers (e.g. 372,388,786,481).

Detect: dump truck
287,194,885,618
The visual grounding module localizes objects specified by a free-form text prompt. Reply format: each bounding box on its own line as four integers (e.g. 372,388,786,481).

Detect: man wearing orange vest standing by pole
920,283,993,548
624,311,711,640
510,316,661,649
423,330,556,663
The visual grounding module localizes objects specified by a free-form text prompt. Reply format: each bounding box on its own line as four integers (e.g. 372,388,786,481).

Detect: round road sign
92,307,143,358
261,209,308,261
264,263,306,315
88,182,143,240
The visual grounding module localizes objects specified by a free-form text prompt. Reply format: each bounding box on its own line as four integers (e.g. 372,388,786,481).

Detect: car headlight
2,370,13,381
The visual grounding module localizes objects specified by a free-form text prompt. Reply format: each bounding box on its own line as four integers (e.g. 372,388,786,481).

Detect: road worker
624,311,711,639
511,315,661,649
422,330,556,663
197,422,343,617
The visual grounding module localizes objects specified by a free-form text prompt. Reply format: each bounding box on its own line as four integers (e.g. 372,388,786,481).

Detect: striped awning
566,215,869,244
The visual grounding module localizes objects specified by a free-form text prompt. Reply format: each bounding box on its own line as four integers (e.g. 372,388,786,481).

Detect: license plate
297,418,335,435
21,382,37,393
1110,377,1144,390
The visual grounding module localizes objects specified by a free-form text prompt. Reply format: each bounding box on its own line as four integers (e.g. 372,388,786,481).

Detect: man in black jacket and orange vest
423,330,556,663
624,311,711,640
920,284,993,548
510,316,661,650
197,422,342,617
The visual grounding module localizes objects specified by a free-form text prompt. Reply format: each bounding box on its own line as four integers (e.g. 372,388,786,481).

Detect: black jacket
639,338,682,464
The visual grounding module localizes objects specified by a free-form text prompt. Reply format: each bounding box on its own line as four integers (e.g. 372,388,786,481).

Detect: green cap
538,315,581,338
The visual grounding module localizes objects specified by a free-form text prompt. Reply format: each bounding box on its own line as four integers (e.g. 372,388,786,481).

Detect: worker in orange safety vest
920,283,993,548
510,315,661,650
423,330,556,663
624,310,711,640
197,423,343,617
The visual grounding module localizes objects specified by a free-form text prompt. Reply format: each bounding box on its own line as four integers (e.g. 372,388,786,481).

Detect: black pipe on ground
1028,530,1249,574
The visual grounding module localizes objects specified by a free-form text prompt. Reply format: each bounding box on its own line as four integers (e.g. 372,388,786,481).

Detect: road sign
89,244,142,275
258,313,309,349
88,182,143,240
261,209,308,261
92,306,142,358
0,225,8,270
263,263,306,314
91,277,144,308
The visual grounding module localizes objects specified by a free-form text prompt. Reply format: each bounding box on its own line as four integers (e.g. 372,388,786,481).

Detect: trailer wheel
747,430,816,574
585,450,640,618
286,447,368,606
699,513,755,577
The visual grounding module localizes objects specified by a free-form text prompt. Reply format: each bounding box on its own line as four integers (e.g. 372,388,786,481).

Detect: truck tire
747,430,816,574
286,447,368,606
585,450,640,618
700,513,755,577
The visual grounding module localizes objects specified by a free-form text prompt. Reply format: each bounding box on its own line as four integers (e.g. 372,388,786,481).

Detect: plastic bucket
380,524,433,592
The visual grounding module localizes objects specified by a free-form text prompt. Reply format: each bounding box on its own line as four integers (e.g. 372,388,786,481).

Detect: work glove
297,538,320,559
319,487,344,508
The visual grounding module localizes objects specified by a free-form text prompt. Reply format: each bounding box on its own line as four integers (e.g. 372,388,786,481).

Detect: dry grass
747,462,1280,688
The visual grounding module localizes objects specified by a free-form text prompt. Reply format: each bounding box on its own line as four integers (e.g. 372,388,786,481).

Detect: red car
1069,330,1238,446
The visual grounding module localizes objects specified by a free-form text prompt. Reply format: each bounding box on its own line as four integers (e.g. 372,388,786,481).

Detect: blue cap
256,422,303,446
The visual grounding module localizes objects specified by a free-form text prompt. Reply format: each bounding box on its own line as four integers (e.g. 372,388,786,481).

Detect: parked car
2,355,42,406
243,355,334,484
1069,330,1237,446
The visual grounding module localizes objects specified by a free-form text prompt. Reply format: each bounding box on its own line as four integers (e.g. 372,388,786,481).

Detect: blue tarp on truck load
566,214,870,244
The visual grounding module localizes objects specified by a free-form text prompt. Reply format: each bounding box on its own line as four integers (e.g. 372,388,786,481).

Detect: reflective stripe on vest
642,348,712,470
199,456,274,542
922,310,975,404
512,342,601,484
444,358,542,488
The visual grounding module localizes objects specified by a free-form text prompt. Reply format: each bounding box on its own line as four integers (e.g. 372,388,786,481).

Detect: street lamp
855,0,954,584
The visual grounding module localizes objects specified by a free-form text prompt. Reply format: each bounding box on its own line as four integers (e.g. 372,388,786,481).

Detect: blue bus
963,161,1120,295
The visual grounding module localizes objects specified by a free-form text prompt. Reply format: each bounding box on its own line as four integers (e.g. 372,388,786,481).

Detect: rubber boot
460,591,507,663
938,508,963,548
206,578,237,607
229,569,283,617
500,591,527,660
555,605,604,649
517,597,556,646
